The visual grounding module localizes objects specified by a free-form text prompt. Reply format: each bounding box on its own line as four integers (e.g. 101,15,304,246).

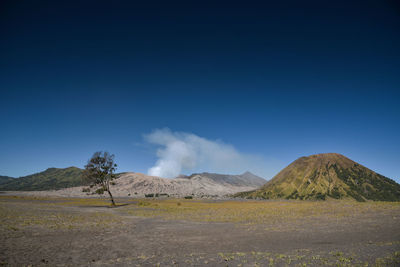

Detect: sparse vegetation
123,198,400,225
0,195,399,266
0,197,121,230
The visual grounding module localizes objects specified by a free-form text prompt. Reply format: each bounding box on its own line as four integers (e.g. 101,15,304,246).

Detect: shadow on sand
78,203,131,209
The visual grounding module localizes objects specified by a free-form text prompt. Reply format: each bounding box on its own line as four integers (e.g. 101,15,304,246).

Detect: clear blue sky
1,0,399,182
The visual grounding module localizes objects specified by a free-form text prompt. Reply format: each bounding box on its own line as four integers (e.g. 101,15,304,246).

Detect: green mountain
235,153,400,202
0,175,15,185
0,167,84,191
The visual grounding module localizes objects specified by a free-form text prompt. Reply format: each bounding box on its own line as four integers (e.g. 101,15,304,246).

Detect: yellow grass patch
122,198,400,224
1,196,399,228
0,197,122,229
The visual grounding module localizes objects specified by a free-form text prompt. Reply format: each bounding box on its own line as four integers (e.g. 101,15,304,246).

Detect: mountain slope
235,153,400,202
0,167,264,196
182,171,266,187
9,172,264,197
0,167,84,191
111,172,261,196
0,175,14,185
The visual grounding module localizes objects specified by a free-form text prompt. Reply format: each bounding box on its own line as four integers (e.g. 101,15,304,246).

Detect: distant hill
0,167,265,196
102,171,266,197
2,171,265,197
183,171,266,187
0,175,14,185
235,153,400,202
0,167,84,191
109,172,265,197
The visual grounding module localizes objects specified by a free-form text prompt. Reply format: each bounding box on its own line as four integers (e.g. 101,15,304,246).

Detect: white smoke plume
145,128,270,178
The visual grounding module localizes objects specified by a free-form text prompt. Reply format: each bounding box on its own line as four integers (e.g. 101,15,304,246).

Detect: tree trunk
107,188,116,207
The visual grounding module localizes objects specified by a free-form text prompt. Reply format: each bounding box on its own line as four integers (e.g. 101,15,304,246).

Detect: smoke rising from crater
145,128,269,178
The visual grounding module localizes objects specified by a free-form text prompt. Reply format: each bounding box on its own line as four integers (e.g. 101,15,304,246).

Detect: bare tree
83,151,117,206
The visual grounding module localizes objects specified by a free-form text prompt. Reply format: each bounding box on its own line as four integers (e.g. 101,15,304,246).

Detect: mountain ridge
181,171,266,187
0,167,265,195
0,167,84,191
0,175,15,185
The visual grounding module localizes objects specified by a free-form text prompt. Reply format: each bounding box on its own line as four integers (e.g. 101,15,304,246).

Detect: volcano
236,153,400,201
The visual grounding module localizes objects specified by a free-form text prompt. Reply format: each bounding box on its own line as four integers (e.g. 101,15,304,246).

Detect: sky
1,0,399,182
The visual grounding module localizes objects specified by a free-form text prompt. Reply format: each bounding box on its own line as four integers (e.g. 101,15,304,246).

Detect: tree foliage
83,151,117,206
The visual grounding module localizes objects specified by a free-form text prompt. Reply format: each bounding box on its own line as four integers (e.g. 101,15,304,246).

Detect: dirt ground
0,195,399,266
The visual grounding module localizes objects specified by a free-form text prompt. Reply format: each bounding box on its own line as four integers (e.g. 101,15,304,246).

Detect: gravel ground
0,195,399,266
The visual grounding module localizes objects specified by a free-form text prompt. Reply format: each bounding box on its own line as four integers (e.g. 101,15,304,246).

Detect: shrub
315,192,326,200
138,201,151,206
184,196,193,199
145,193,154,198
95,188,105,195
82,187,90,193
329,187,341,199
